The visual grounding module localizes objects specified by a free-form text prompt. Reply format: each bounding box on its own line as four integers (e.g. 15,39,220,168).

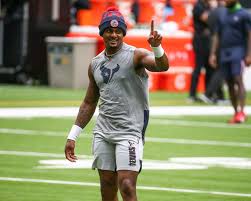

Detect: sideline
0,177,251,198
0,106,251,118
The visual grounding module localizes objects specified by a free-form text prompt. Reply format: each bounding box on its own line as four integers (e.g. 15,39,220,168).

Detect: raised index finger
150,19,154,34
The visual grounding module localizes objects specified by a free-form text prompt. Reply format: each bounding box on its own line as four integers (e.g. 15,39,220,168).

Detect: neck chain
105,51,118,57
105,45,123,57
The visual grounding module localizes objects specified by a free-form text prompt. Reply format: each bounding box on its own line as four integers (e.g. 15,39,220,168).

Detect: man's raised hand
147,20,162,47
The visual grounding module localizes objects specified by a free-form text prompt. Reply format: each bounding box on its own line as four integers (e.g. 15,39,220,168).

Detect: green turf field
1,84,250,107
0,85,251,201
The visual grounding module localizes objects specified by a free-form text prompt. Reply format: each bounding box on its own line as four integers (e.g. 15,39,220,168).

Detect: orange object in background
77,9,94,25
148,71,205,93
77,0,152,26
148,72,162,92
165,0,194,31
137,0,194,30
137,0,154,24
160,71,205,92
76,0,195,30
77,0,116,26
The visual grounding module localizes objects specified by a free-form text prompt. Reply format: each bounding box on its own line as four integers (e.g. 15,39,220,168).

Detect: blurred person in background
163,0,174,22
199,0,228,104
64,7,169,201
209,0,251,123
131,0,140,24
188,0,217,103
70,0,90,25
240,0,251,12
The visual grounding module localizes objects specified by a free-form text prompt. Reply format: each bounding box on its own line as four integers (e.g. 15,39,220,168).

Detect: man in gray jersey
64,6,169,201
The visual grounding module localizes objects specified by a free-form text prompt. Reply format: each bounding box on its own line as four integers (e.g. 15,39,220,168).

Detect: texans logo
100,64,120,84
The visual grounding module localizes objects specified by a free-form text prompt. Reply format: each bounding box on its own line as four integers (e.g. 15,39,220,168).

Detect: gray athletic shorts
92,132,143,172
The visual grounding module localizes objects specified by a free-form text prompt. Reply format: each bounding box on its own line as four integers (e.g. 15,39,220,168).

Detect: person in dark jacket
199,0,228,104
209,0,251,123
188,0,216,103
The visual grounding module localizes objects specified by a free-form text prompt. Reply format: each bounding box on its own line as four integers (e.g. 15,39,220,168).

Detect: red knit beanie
98,7,127,36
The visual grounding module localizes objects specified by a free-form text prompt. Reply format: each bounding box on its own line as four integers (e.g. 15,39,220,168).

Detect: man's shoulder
239,7,251,17
122,43,136,52
92,50,104,61
230,8,251,22
90,51,105,70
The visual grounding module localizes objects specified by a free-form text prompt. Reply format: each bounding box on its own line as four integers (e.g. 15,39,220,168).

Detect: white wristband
67,125,83,141
151,45,165,58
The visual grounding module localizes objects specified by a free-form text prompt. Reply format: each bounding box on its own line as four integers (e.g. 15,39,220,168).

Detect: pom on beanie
98,7,127,36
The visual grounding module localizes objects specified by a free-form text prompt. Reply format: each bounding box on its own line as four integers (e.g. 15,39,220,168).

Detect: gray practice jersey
91,43,149,139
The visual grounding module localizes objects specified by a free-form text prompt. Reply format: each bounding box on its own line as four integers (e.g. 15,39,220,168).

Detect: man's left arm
245,30,251,66
134,20,169,72
244,11,251,66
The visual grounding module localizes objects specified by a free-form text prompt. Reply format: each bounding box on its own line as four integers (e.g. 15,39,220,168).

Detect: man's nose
111,31,117,37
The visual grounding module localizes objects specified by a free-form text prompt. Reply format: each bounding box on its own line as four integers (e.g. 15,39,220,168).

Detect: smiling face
102,27,124,51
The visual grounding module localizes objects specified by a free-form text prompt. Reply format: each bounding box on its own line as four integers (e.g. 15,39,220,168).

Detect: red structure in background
76,0,195,30
68,0,205,93
77,0,116,26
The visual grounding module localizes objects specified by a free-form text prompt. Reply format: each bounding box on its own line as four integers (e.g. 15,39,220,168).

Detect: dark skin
199,0,211,23
225,0,238,8
65,20,169,201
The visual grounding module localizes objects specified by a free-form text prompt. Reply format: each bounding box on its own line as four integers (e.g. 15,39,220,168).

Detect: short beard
226,2,237,8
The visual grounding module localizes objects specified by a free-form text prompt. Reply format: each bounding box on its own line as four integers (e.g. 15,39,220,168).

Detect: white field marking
1,128,251,148
168,157,251,169
37,159,207,170
145,137,251,148
0,150,206,170
0,128,91,138
0,106,251,118
0,150,92,159
0,107,79,118
1,150,251,170
0,177,251,198
36,157,251,170
149,106,251,116
0,128,66,136
150,119,251,129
